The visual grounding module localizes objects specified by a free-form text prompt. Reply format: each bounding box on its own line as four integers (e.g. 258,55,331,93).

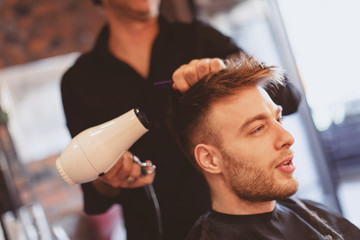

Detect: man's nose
274,122,295,150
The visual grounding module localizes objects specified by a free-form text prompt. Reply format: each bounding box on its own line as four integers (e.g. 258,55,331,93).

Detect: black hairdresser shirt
186,198,360,240
61,16,300,240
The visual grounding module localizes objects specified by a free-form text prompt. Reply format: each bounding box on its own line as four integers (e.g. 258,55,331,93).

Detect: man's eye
251,125,264,134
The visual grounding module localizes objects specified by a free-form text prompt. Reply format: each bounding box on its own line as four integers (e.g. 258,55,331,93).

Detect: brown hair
169,54,285,172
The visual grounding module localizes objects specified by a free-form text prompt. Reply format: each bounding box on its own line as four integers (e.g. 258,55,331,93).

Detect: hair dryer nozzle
135,108,151,129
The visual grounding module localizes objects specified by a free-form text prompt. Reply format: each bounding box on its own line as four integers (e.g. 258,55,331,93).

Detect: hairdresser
60,0,300,239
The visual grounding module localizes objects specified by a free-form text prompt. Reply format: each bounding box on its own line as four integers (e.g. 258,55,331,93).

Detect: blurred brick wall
0,0,106,69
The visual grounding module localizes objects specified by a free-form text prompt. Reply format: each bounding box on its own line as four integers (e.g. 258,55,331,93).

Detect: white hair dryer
56,108,150,184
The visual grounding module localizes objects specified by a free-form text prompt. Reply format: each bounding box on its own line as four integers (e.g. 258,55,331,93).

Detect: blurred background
0,0,359,239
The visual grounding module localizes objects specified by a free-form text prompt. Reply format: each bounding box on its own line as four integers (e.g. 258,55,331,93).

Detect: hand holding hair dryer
56,109,150,184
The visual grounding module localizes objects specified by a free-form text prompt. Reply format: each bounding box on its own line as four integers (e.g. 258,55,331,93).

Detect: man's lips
275,155,295,174
275,155,294,167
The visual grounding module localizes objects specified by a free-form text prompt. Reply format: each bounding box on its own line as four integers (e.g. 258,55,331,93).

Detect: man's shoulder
185,212,212,240
277,197,352,228
278,197,338,215
185,210,269,240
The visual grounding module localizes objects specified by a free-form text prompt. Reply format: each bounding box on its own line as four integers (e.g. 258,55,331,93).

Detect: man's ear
194,144,222,174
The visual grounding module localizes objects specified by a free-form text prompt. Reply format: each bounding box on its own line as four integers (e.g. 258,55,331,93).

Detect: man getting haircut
169,54,360,240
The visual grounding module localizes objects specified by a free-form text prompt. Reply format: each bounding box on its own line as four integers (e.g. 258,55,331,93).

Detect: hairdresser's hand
172,58,226,93
92,151,155,197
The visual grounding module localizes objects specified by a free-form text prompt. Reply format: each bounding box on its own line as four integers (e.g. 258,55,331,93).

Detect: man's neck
212,194,276,215
209,176,276,215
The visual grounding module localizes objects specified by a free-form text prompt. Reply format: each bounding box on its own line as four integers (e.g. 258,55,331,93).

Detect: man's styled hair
169,54,285,172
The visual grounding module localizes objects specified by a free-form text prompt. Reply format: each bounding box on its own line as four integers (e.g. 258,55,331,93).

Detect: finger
183,63,199,86
172,65,191,93
196,58,211,80
103,152,136,187
209,58,226,73
144,160,156,175
108,161,155,188
101,153,132,188
125,176,136,183
189,59,200,65
118,153,137,180
125,161,142,182
127,175,155,188
102,153,127,180
127,165,156,188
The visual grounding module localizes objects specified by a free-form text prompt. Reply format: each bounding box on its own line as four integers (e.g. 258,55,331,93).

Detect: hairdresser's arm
92,151,156,197
172,58,226,93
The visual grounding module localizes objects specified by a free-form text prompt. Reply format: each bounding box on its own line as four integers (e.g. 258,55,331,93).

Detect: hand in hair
172,58,226,93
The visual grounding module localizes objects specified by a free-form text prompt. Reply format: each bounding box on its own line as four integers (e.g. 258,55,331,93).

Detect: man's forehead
208,86,278,121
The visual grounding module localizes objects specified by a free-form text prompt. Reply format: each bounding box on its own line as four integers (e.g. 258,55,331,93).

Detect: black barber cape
61,16,300,240
186,198,360,240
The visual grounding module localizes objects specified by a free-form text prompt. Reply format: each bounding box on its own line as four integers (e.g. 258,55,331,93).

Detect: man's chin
245,179,299,203
276,178,299,200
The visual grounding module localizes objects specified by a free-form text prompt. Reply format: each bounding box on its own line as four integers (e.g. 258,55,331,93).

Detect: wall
0,0,195,70
0,0,105,69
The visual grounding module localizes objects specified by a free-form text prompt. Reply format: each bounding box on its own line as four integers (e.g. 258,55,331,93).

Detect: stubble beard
221,148,299,203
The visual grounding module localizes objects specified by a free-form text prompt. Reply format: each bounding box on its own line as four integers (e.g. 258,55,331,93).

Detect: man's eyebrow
239,114,267,132
239,105,283,132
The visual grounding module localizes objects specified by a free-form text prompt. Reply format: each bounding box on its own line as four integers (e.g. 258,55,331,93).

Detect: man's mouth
282,160,291,165
275,156,295,174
